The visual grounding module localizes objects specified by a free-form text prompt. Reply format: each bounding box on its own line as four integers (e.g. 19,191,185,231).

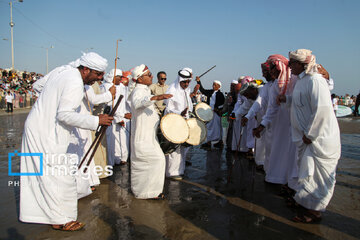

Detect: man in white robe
241,63,274,169
231,77,254,153
20,52,113,230
113,71,132,165
283,49,341,222
67,82,116,198
196,78,225,149
164,68,193,180
253,55,297,190
128,64,172,199
101,69,124,166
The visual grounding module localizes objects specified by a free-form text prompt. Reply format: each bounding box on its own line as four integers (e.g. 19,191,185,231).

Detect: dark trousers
7,102,13,112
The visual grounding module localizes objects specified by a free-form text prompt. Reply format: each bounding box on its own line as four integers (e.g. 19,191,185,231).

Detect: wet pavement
0,110,360,240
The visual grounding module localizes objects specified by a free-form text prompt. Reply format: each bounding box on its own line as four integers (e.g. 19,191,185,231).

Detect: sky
0,0,359,95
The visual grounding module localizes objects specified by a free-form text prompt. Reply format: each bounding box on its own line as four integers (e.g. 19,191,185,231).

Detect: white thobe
101,83,123,165
129,84,165,199
113,84,131,163
231,94,248,152
245,82,273,166
164,86,192,177
289,72,340,211
260,79,297,186
67,85,112,197
20,67,99,224
206,90,222,142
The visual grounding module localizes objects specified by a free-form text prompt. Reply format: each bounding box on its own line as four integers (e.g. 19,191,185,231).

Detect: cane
79,95,124,172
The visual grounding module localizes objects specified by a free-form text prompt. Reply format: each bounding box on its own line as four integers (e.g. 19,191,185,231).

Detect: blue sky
0,0,359,95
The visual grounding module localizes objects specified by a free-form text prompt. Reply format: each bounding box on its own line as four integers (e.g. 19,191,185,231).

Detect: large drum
185,118,207,146
194,102,213,122
157,113,189,155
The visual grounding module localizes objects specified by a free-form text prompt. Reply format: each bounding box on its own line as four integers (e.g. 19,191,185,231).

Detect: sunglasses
160,78,167,80
90,70,104,76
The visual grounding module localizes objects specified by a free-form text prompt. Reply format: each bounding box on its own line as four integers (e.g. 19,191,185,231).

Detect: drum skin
160,113,189,144
195,102,213,122
185,118,207,145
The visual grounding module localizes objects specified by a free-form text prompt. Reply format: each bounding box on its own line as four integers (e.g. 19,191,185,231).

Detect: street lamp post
44,46,54,74
9,0,23,70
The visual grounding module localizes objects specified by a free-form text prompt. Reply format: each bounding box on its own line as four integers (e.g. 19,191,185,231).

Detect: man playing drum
164,68,193,180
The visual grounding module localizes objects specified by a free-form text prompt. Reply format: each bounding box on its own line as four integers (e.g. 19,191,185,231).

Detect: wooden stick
79,95,124,171
199,65,216,78
112,39,121,109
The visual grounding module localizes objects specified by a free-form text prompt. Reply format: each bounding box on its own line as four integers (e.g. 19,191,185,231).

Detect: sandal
52,221,85,231
148,193,165,200
293,210,322,224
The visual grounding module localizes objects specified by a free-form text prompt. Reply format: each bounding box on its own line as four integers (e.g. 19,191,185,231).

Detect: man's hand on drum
151,94,173,101
98,114,114,126
241,117,248,126
181,108,188,117
124,113,132,119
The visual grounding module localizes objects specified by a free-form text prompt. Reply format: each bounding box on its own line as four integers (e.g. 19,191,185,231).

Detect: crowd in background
0,68,42,111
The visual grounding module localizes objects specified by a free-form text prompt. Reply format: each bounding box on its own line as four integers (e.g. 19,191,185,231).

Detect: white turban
213,80,222,88
68,58,80,68
79,52,108,72
289,49,317,74
104,69,122,83
231,80,238,84
131,64,149,80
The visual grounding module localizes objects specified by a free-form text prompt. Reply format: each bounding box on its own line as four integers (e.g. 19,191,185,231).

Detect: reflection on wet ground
1,113,360,240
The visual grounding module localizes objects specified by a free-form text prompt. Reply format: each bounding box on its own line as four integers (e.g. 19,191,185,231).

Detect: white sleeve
305,78,334,141
245,86,268,119
57,80,98,130
132,88,155,110
261,82,280,128
85,85,112,105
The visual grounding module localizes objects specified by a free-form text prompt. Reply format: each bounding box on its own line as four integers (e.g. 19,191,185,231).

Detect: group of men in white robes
19,47,341,228
227,49,340,223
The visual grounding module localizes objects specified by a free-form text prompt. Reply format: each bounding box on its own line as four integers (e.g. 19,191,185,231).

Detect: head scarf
182,67,193,74
239,81,259,95
288,49,317,74
79,52,108,72
131,64,149,80
231,80,238,84
241,76,254,84
165,69,193,114
104,69,122,84
267,54,290,94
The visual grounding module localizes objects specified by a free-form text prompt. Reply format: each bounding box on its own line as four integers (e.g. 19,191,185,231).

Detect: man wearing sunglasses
149,71,168,115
